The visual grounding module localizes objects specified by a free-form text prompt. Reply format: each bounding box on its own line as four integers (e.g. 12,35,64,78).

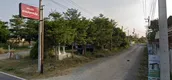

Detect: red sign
19,3,39,20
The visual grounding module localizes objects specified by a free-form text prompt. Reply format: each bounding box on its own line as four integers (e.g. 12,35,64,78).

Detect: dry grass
0,47,130,79
0,55,91,79
137,47,148,80
0,48,4,54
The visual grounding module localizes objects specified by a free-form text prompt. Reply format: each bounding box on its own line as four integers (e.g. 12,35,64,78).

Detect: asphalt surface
0,72,24,80
40,44,145,80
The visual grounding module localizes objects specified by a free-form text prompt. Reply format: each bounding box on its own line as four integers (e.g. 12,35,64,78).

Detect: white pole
158,0,170,79
38,0,43,73
8,45,10,58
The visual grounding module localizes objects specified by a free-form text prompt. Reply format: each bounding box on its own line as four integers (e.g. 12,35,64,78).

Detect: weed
0,48,4,54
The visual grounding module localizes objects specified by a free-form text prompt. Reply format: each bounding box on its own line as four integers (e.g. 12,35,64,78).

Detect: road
41,44,145,80
0,72,25,80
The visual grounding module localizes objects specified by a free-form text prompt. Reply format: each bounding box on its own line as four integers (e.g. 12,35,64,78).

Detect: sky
0,0,172,37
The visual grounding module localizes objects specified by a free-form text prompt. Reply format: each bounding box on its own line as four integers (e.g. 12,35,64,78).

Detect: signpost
148,44,160,80
19,3,39,20
19,2,44,74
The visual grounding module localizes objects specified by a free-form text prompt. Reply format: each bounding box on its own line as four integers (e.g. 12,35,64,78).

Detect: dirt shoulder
38,45,144,80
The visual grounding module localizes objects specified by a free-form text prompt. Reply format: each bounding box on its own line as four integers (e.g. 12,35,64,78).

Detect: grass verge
0,56,91,79
0,46,129,79
137,47,148,80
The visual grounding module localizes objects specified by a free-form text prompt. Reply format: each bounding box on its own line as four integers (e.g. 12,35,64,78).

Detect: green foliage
10,15,38,43
48,49,55,58
9,8,130,58
138,36,147,43
0,20,9,43
0,43,8,49
147,19,159,42
10,15,25,37
30,42,38,59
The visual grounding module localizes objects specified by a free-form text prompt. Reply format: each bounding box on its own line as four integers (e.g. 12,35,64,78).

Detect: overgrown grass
0,55,91,79
137,47,148,80
83,46,130,59
0,46,130,79
0,48,4,54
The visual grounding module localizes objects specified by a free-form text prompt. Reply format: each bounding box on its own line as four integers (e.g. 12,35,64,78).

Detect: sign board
148,44,153,54
148,44,160,80
19,3,39,20
149,55,160,64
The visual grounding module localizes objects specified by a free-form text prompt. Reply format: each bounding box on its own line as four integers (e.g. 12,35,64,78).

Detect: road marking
0,72,26,80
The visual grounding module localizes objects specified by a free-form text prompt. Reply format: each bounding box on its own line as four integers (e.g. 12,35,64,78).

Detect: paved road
0,72,25,80
41,44,145,80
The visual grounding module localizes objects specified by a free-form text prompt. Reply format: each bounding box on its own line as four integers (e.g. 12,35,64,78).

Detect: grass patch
137,47,148,80
87,46,130,58
0,46,130,79
0,48,4,54
0,55,91,79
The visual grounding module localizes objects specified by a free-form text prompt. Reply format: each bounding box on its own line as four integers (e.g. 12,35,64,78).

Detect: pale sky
0,0,172,37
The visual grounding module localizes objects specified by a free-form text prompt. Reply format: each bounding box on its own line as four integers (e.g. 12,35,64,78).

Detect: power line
149,0,157,20
140,0,147,19
145,0,147,17
66,0,93,15
151,0,157,20
49,0,69,10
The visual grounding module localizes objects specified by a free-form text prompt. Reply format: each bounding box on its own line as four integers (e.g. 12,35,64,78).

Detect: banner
148,44,160,80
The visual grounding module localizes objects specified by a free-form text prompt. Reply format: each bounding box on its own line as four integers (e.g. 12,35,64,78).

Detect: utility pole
38,0,44,74
158,0,170,79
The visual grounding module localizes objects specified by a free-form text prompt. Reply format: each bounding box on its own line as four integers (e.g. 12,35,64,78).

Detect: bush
0,48,4,54
30,42,38,59
48,49,55,58
0,43,8,49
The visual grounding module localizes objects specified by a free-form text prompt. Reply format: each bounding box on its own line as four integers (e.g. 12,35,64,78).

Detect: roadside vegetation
0,8,146,79
137,47,148,80
0,46,130,79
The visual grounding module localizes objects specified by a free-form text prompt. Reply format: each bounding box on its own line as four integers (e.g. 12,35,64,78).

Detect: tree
10,15,25,40
0,20,9,43
44,11,76,59
25,19,39,45
92,14,114,49
76,17,90,54
63,8,81,53
147,19,159,42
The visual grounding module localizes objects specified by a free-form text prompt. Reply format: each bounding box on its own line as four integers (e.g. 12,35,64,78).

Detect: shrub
30,42,38,59
48,49,55,58
0,48,4,54
0,43,8,49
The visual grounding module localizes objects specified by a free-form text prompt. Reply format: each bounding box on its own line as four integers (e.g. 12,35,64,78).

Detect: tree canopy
0,20,9,43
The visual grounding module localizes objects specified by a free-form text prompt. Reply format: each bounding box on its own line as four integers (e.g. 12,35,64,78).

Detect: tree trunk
101,45,104,50
62,45,66,54
82,44,86,55
72,44,74,58
57,44,61,61
55,46,57,61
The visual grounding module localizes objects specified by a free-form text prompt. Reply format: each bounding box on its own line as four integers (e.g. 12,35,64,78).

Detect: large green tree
25,19,39,44
92,14,114,49
0,20,9,43
10,15,25,39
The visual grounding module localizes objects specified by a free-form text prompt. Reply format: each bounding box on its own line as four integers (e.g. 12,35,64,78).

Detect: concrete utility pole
38,0,44,74
158,0,170,79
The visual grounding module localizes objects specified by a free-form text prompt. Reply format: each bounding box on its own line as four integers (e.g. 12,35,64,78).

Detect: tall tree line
1,8,129,58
